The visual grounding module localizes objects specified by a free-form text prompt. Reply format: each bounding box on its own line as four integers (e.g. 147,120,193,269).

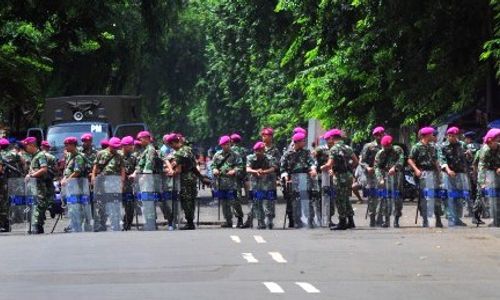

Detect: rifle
1,158,23,176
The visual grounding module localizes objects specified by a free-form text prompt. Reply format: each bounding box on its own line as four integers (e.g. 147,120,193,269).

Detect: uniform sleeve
408,145,418,160
307,150,317,170
374,150,383,180
73,155,84,174
246,155,253,168
396,146,405,169
437,144,448,169
38,154,48,168
233,154,242,173
359,144,369,168
477,148,489,185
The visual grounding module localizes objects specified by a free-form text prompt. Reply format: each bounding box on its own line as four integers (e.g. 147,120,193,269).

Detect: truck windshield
47,123,109,149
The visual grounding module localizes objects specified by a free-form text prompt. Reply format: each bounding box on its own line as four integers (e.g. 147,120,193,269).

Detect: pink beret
292,132,306,142
0,138,10,146
100,139,109,147
64,137,78,145
137,131,151,139
330,129,343,137
419,127,435,136
446,126,459,135
121,136,134,146
323,129,335,140
381,135,393,146
484,128,500,143
165,133,179,144
22,137,37,145
253,141,265,151
108,137,121,149
230,133,242,142
81,133,93,141
219,135,231,146
293,127,307,135
372,126,385,135
134,140,142,146
41,140,50,148
261,128,274,136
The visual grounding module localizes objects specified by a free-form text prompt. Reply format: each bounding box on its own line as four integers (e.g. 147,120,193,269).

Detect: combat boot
236,217,244,228
382,216,390,228
347,216,356,229
369,215,376,227
331,218,347,230
31,224,44,234
435,215,443,228
288,216,295,228
422,217,429,228
394,216,400,228
221,221,233,228
376,213,383,227
241,217,253,228
180,221,195,230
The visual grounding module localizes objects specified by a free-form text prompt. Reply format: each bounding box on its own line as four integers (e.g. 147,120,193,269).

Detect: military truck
28,95,148,158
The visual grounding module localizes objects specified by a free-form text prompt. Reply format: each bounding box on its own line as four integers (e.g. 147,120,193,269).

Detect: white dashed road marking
295,282,321,293
253,235,266,244
263,282,285,293
268,251,287,263
230,235,241,243
242,253,259,263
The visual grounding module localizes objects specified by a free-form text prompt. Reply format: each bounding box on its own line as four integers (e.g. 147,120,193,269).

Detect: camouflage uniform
315,144,335,222
42,150,57,207
120,150,138,230
247,153,278,228
211,149,243,225
136,144,159,174
329,141,355,220
28,150,49,232
465,141,481,216
232,144,250,215
409,142,443,223
280,147,316,227
173,145,198,227
438,140,469,223
477,144,500,225
93,149,124,231
63,151,90,232
0,149,24,229
359,140,382,222
79,146,98,174
374,145,405,220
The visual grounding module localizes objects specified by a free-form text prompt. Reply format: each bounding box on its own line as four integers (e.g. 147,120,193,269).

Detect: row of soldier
0,124,499,234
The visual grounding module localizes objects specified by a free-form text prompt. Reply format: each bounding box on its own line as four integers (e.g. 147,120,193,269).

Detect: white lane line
242,253,259,263
268,251,287,263
295,282,320,293
230,235,241,243
263,282,285,293
254,235,267,244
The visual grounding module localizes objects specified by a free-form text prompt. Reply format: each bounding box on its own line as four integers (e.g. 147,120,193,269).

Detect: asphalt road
1,190,500,300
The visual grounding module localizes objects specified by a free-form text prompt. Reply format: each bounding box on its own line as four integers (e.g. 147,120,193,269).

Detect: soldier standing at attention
119,136,138,231
0,138,24,231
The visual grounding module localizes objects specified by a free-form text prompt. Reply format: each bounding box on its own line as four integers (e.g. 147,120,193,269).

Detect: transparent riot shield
378,172,400,217
320,171,332,227
95,175,123,231
420,171,439,219
160,175,181,229
25,178,39,233
250,174,265,227
484,171,500,226
8,178,27,230
442,173,468,225
62,178,90,232
291,173,310,228
309,175,321,227
137,174,161,231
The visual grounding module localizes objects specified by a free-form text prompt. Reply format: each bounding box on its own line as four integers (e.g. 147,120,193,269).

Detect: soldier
100,139,109,150
40,141,57,210
438,127,469,226
60,137,89,232
314,130,337,227
280,132,317,228
211,135,244,228
0,138,24,231
22,137,48,234
247,141,278,229
165,133,198,230
119,136,138,230
230,133,251,228
477,129,500,227
158,134,177,230
374,135,405,227
79,134,98,172
91,137,125,231
464,131,481,217
359,126,384,227
408,127,443,228
322,129,358,230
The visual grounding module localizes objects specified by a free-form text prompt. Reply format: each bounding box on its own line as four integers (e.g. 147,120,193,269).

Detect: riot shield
25,178,39,233
8,178,27,230
378,172,401,217
443,173,468,225
484,171,500,226
62,178,90,232
137,174,161,231
309,175,321,227
160,175,181,229
420,171,439,219
291,173,310,228
95,175,123,231
320,171,332,227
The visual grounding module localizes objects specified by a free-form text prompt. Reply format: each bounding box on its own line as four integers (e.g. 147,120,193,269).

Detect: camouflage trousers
0,182,8,227
379,197,403,217
180,177,197,223
122,192,136,229
252,191,276,226
31,188,50,228
221,190,244,222
334,173,354,219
